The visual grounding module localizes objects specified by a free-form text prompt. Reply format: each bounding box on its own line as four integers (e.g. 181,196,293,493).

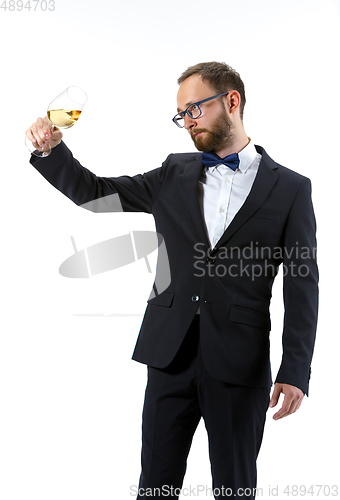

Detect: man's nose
184,114,197,130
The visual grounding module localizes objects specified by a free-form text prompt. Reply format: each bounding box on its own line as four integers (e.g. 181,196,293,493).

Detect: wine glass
26,86,87,157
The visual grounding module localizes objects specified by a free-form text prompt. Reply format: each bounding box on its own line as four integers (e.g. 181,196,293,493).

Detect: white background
0,0,339,498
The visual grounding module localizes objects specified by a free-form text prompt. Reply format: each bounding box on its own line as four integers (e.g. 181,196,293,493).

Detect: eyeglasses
172,92,229,128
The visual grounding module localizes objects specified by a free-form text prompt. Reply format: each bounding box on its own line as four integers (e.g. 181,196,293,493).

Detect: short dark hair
177,62,246,120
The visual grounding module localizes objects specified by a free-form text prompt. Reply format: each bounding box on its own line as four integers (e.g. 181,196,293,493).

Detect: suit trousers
136,315,270,499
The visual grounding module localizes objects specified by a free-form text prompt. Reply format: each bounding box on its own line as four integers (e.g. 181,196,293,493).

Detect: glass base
25,136,51,157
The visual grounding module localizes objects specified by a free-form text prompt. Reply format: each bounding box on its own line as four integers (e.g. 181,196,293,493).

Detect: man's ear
227,90,241,115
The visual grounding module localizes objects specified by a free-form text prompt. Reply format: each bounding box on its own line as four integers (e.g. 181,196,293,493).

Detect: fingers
269,384,281,408
271,384,304,421
26,116,51,148
273,396,297,420
25,116,62,151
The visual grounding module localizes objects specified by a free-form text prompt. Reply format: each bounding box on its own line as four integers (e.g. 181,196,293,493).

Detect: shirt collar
237,139,258,173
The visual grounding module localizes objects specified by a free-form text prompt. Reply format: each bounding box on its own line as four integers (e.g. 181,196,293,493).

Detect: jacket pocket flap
230,306,271,330
147,291,175,307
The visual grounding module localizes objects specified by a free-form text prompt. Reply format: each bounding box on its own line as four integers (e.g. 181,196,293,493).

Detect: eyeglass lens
175,103,201,127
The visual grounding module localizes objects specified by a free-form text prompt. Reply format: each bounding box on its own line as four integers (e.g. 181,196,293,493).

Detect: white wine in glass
26,86,87,157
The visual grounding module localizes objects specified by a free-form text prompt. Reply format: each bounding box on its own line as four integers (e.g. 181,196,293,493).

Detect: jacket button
206,257,216,264
191,295,200,302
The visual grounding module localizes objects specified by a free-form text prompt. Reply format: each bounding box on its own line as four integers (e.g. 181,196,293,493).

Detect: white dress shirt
195,140,262,314
198,140,262,249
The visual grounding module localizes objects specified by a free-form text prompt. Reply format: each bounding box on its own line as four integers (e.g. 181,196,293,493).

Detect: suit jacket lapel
211,146,279,253
181,156,210,249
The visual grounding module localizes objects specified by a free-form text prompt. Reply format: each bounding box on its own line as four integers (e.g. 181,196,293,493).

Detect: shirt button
191,295,200,302
220,208,224,213
225,178,230,183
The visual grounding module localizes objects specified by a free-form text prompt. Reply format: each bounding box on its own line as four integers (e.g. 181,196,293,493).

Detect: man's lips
191,130,206,139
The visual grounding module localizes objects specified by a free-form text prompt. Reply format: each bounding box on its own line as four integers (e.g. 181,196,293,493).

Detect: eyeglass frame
172,92,229,128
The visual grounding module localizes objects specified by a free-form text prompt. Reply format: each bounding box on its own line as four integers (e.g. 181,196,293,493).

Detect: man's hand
26,116,63,151
269,383,304,420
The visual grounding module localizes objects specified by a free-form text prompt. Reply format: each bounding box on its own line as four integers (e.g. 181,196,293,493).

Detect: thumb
269,384,282,408
50,126,63,148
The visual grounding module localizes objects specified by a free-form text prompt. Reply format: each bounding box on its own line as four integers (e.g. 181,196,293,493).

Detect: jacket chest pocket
251,209,281,221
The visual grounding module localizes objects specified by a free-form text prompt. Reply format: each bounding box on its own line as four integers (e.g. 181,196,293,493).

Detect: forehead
177,74,215,111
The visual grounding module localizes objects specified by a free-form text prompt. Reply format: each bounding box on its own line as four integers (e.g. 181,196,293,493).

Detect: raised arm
26,116,170,214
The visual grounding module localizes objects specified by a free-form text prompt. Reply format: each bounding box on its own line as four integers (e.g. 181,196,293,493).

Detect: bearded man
26,62,318,499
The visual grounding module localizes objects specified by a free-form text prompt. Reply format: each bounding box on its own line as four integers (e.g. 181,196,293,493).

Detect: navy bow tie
202,151,240,171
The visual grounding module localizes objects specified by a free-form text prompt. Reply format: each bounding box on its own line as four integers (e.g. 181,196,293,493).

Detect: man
26,62,318,499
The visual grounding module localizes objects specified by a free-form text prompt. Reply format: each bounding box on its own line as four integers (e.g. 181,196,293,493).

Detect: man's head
178,62,246,120
176,62,247,156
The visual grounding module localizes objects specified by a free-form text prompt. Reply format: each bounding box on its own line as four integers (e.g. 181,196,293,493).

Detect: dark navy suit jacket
30,142,318,395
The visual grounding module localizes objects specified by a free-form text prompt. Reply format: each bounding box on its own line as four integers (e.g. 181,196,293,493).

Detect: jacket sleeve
274,177,319,395
29,141,171,213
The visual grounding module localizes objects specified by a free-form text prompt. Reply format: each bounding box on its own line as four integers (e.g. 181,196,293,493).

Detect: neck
214,129,250,158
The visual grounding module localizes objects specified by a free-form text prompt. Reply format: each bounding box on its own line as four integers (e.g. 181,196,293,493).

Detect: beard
190,108,233,154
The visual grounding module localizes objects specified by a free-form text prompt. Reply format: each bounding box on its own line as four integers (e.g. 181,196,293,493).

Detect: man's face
176,74,233,154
